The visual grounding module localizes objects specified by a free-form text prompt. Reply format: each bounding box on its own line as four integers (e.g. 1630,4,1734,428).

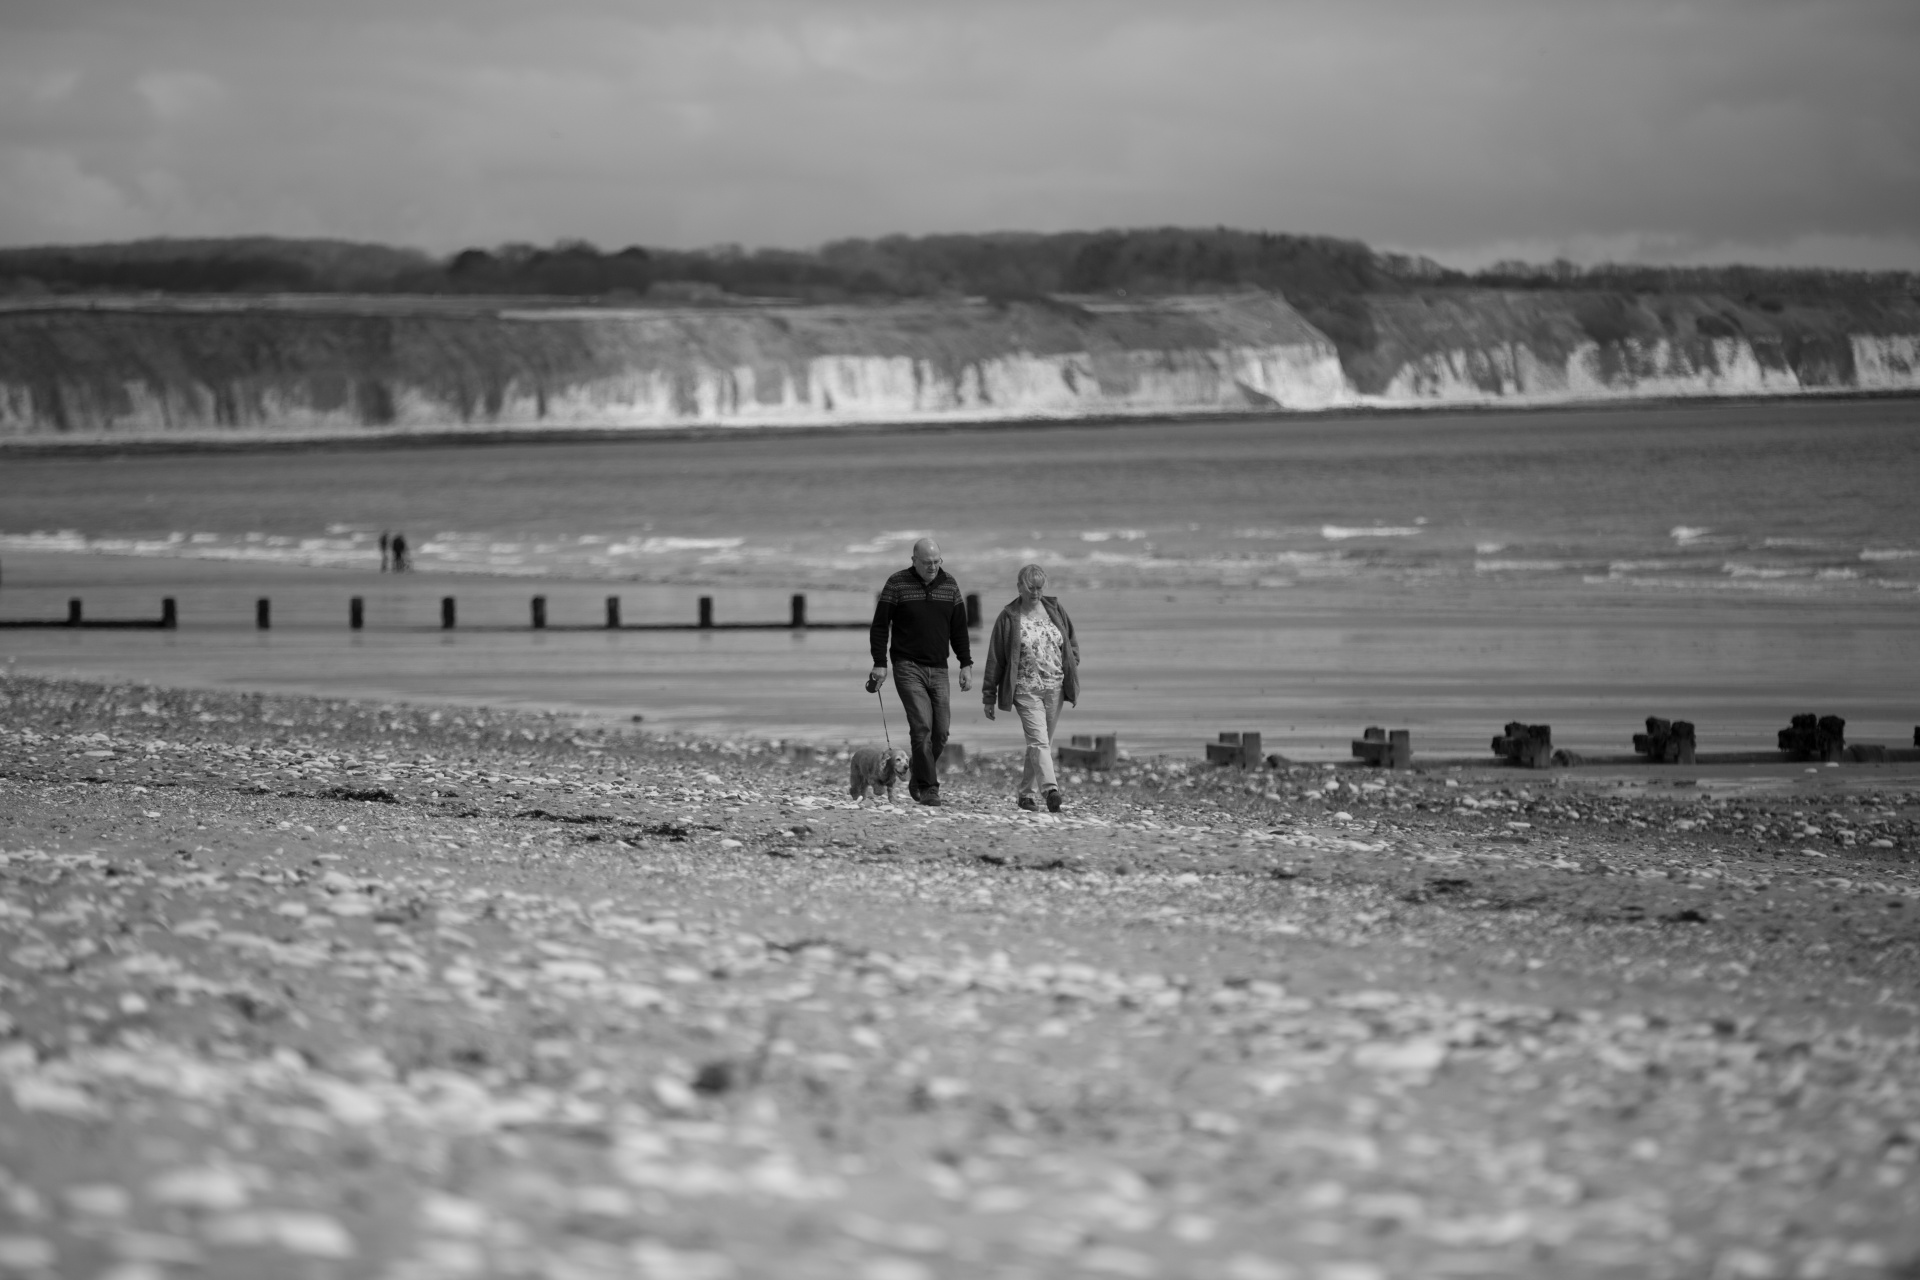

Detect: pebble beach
2,673,1917,1279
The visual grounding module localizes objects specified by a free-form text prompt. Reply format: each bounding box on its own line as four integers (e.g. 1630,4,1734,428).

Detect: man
868,537,972,806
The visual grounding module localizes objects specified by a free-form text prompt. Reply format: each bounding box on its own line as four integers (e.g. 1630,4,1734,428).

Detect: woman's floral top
1015,610,1065,693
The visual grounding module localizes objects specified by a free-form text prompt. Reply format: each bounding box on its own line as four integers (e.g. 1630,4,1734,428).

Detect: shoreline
3,386,1917,459
4,544,1918,760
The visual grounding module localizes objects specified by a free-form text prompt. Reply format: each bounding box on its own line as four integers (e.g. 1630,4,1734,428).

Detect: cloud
0,0,1915,265
0,147,144,243
134,70,226,123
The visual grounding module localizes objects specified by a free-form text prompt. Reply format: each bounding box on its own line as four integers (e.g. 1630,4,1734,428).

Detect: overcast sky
2,0,1917,269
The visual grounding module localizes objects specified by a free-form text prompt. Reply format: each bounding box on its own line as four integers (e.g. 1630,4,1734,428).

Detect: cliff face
0,294,1349,437
1347,290,1920,405
1,286,1916,440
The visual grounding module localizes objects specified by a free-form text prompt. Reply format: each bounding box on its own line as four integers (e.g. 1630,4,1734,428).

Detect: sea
3,398,1917,760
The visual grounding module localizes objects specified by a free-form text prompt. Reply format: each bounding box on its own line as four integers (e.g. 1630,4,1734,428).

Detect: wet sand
4,548,1917,760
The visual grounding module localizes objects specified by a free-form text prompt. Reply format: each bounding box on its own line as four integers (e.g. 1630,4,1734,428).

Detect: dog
848,745,910,802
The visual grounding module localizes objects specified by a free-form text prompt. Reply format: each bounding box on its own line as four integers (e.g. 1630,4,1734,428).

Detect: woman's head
1016,563,1047,598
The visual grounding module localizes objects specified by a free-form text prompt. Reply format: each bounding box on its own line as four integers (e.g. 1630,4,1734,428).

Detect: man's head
911,537,943,583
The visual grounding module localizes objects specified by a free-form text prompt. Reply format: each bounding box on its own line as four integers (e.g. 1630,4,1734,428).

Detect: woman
981,563,1079,812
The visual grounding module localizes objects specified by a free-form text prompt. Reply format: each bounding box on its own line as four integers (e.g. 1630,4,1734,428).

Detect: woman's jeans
1013,685,1064,800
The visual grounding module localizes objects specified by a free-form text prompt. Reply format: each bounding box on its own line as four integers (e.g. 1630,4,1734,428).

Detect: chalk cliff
1346,290,1920,406
0,294,1348,438
1,285,1916,441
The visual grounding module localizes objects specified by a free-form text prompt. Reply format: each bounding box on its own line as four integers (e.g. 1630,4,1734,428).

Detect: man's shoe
907,783,922,802
916,791,943,807
1044,788,1063,813
1017,796,1038,811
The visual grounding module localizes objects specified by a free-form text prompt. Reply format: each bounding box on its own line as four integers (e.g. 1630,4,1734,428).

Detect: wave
1605,558,1721,574
1669,526,1711,545
841,530,929,555
1723,564,1806,579
8,520,1907,599
1586,573,1827,595
1320,525,1421,540
1079,529,1147,542
1474,559,1575,573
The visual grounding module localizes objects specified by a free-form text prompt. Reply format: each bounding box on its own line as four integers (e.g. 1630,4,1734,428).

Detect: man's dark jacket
870,566,971,668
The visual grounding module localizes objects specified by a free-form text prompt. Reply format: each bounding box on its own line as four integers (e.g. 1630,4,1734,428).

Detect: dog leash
875,686,894,753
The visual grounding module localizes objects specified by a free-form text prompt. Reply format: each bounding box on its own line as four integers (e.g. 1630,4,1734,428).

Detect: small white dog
848,746,910,801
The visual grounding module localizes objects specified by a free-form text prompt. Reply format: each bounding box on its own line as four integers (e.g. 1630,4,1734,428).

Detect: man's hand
982,703,995,721
866,666,886,693
958,664,972,693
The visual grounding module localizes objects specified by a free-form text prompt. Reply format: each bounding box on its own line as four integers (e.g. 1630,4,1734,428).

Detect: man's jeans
891,661,950,795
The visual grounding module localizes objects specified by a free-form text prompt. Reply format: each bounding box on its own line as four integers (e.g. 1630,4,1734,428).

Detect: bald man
868,537,973,806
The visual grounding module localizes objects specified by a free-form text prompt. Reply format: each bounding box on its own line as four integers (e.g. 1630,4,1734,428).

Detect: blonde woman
981,563,1079,812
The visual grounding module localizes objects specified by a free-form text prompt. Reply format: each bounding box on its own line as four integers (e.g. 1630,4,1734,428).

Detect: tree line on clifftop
3,229,1914,367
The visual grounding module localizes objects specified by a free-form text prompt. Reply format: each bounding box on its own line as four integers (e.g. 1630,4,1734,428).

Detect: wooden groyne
1227,716,1920,771
0,598,176,630
3,589,984,636
0,593,901,634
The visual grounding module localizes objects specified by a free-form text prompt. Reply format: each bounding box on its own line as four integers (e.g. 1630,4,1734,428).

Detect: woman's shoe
1045,788,1063,813
1017,796,1038,811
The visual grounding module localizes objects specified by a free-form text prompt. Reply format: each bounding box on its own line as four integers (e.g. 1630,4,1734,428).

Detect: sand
1,672,1917,1278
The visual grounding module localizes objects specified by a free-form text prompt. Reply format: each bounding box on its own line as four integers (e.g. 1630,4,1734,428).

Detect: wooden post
1057,733,1118,771
256,599,271,630
965,593,982,629
606,596,621,629
1352,727,1411,767
1206,732,1261,768
1493,722,1553,769
1778,713,1846,762
441,597,456,630
791,593,806,628
161,598,176,629
66,598,80,626
531,596,546,629
349,597,364,630
698,596,713,629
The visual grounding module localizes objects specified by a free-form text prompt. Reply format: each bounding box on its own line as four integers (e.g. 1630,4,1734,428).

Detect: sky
2,0,1918,270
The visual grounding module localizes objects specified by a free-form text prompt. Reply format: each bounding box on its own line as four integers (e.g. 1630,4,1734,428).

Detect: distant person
981,563,1079,812
390,532,409,572
379,530,391,572
868,537,972,806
